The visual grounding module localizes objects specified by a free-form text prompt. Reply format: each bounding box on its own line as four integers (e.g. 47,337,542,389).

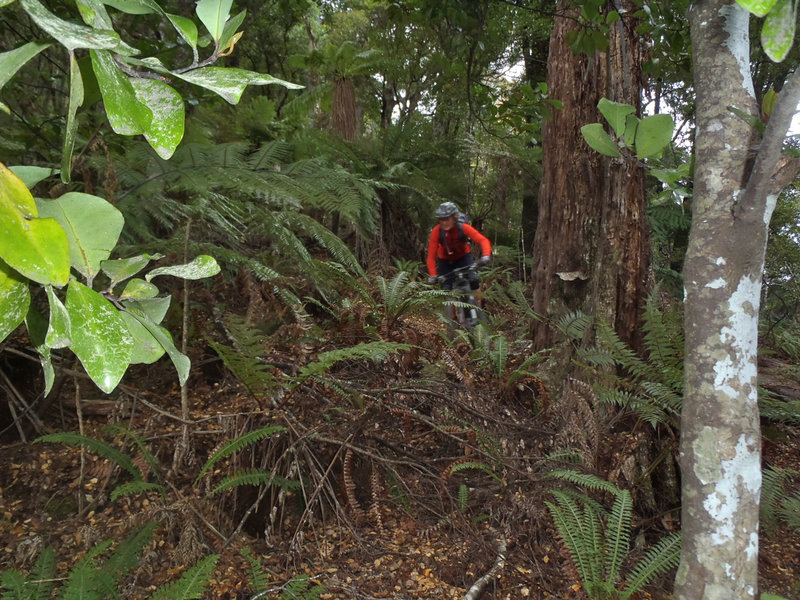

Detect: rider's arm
426,225,441,276
462,223,492,258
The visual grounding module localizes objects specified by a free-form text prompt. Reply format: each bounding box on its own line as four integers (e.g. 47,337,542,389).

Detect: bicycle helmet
435,201,459,219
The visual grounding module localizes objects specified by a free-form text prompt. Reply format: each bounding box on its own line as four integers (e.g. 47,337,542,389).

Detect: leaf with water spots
0,164,70,286
36,192,124,281
0,260,30,342
66,280,133,394
44,284,72,348
131,78,185,159
146,255,220,282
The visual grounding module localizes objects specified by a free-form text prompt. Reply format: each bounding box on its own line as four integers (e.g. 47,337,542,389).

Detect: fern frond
35,433,141,480
27,546,56,600
149,554,219,600
556,311,594,341
620,531,681,599
207,338,277,396
457,484,469,512
195,425,286,485
546,492,597,586
547,469,622,496
209,468,301,496
0,569,27,600
297,341,412,379
446,461,501,482
104,522,158,581
111,481,166,502
605,490,633,583
241,547,270,594
103,423,162,482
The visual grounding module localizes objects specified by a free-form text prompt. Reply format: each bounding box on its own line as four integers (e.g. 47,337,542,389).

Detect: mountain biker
426,202,492,307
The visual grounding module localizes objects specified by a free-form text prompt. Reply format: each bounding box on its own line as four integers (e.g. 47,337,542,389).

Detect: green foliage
0,523,213,600
209,468,301,496
557,298,684,428
295,341,413,380
761,465,800,534
373,271,446,333
581,99,675,160
546,471,680,600
195,424,286,485
35,430,165,502
241,548,326,600
448,461,501,482
206,315,278,396
148,555,219,600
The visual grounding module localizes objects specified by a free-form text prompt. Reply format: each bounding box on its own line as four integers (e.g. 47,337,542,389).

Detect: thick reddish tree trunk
532,1,649,352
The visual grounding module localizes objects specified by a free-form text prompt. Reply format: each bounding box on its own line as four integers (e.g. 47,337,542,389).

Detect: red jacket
427,223,492,276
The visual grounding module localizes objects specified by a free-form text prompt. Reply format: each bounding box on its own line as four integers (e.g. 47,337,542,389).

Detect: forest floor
1,307,799,599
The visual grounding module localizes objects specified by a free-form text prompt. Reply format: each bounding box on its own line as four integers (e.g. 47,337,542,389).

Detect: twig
462,529,507,600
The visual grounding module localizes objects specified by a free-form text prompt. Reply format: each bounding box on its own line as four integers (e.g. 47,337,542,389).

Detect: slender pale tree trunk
532,0,649,352
677,2,800,597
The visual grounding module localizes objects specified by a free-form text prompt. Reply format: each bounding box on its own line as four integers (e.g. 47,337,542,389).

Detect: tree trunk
531,0,649,352
676,2,800,597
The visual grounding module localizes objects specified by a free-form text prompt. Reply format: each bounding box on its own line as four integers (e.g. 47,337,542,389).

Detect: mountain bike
437,263,485,331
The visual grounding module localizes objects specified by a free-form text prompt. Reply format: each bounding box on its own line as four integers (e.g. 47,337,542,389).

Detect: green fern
0,546,55,600
242,547,270,594
447,461,501,482
279,575,325,600
149,555,219,600
111,481,166,502
546,471,680,600
457,484,469,512
209,468,301,496
296,341,412,380
35,432,141,480
761,465,800,534
103,423,162,482
195,425,286,485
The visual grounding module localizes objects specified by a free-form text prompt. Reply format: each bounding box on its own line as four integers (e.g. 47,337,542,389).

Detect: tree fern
195,425,286,485
209,468,301,496
35,432,141,480
148,555,219,600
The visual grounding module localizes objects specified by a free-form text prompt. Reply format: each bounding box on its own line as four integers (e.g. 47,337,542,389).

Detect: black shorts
437,254,479,291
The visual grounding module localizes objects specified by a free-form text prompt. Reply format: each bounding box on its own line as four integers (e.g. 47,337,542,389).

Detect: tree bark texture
677,3,768,598
531,0,649,352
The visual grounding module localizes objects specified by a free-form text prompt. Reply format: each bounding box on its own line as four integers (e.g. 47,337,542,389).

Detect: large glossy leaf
219,10,246,53
8,166,58,188
0,41,50,90
0,165,70,286
36,192,124,281
166,13,199,48
761,0,796,62
146,255,220,281
735,0,779,17
90,49,152,135
102,255,154,287
66,280,133,393
597,98,635,139
120,311,165,364
62,52,84,183
45,284,72,348
634,114,674,159
130,78,185,159
0,260,30,342
580,123,620,157
127,308,189,385
25,308,55,395
102,0,162,14
171,67,302,104
19,0,133,53
119,278,159,300
196,0,233,41
123,297,170,323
